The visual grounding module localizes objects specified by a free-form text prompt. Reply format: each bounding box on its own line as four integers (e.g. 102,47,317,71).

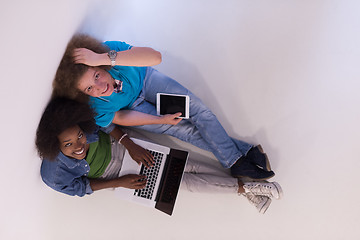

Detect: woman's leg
130,67,252,168
185,159,231,177
181,159,239,194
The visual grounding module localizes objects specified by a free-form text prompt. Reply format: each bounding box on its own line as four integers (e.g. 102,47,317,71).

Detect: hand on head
73,48,102,66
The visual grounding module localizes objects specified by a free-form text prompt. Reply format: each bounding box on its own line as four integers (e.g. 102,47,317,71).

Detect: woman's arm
113,110,182,126
73,47,161,67
89,174,147,191
108,126,154,167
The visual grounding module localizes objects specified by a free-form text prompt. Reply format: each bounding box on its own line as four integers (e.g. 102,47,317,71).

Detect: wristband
118,133,128,144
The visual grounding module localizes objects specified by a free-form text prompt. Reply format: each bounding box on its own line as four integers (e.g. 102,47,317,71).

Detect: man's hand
160,113,183,125
73,48,103,66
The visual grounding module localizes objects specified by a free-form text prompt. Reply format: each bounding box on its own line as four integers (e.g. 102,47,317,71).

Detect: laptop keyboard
134,150,164,199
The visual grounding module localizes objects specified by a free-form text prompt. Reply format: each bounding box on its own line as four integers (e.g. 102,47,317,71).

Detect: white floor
1,0,360,239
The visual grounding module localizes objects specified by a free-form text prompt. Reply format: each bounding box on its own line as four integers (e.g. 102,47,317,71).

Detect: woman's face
58,125,89,160
77,67,115,97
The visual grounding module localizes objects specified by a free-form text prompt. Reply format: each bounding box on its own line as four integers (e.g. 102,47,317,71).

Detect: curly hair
52,34,110,102
35,97,97,161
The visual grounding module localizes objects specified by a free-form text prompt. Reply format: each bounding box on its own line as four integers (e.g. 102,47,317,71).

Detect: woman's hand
117,174,147,189
159,113,183,125
89,175,146,191
127,141,155,168
73,48,103,66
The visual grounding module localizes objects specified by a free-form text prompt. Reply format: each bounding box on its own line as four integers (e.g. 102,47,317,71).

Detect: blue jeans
130,67,252,168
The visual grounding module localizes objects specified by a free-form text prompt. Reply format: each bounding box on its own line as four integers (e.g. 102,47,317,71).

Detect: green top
85,131,112,178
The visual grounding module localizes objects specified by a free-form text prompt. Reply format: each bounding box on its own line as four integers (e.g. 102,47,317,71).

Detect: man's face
77,67,115,97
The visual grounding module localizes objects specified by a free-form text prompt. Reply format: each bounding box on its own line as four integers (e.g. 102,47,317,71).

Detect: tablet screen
159,94,187,117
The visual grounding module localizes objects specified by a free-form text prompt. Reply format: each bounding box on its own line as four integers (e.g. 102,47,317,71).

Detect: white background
1,0,360,239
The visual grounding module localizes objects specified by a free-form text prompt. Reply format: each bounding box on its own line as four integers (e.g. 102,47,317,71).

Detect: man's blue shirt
89,41,147,127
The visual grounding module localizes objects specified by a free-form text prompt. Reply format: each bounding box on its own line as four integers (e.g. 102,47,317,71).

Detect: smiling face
77,67,115,97
58,125,89,160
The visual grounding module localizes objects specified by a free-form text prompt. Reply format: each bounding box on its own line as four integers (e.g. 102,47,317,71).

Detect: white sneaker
243,182,283,199
244,192,271,214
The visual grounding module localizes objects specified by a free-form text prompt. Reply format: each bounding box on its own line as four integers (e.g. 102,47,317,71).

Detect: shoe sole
259,197,272,214
234,171,275,181
272,182,283,200
256,145,272,171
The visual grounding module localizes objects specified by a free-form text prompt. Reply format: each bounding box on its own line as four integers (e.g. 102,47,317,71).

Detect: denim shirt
40,125,115,197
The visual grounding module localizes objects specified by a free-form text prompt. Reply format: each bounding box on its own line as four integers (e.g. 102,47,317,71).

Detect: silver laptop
115,138,188,216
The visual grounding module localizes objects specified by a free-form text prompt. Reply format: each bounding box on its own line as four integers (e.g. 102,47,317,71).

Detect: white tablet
156,93,190,119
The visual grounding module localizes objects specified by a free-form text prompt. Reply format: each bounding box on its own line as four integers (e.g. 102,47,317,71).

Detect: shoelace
245,183,274,197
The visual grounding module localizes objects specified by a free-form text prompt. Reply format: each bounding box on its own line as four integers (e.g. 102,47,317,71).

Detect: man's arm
73,47,161,67
112,110,182,126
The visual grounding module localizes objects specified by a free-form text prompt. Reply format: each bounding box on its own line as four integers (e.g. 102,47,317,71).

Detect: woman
36,97,282,213
52,34,275,180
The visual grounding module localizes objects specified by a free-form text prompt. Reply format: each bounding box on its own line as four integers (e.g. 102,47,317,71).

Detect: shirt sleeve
103,41,133,52
58,177,93,197
100,123,115,134
84,177,94,195
42,174,93,197
95,111,115,128
41,160,94,197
